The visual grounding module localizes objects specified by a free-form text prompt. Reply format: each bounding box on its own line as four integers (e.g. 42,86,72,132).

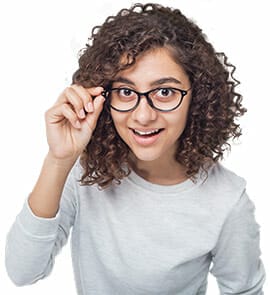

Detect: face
110,48,191,167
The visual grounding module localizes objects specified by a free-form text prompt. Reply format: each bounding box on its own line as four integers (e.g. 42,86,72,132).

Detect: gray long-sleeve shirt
5,163,265,294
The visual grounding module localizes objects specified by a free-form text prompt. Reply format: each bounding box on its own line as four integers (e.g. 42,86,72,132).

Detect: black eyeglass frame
101,87,191,112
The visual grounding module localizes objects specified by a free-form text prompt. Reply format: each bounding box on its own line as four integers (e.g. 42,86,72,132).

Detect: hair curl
72,3,246,188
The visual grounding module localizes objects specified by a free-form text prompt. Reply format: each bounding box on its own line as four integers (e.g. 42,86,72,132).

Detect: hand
45,85,105,163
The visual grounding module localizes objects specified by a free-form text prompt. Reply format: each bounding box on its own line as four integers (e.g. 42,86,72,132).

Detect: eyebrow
112,76,183,87
150,77,183,87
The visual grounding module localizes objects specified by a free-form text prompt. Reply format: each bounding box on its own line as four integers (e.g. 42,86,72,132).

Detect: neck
129,155,188,185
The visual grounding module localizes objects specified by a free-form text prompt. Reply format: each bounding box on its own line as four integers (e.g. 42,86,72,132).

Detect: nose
131,96,158,124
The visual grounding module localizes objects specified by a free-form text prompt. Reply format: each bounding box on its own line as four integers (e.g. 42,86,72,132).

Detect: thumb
93,94,106,115
84,94,106,131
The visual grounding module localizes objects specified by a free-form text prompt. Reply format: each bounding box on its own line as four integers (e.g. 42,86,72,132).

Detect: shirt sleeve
5,167,77,286
210,191,266,294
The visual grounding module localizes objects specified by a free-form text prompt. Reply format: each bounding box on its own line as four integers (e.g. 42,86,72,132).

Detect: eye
156,88,174,97
118,88,134,97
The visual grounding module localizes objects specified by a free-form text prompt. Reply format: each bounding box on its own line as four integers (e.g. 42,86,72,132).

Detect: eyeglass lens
108,88,185,112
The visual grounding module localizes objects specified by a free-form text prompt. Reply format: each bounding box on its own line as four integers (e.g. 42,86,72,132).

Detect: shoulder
206,162,246,192
196,162,248,218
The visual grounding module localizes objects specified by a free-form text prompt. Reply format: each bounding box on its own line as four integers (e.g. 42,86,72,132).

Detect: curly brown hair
72,3,246,188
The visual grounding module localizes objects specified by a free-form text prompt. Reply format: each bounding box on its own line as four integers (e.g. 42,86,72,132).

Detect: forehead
115,48,190,87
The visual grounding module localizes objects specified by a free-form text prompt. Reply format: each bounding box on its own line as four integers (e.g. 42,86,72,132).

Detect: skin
111,48,192,184
28,86,105,217
28,47,191,218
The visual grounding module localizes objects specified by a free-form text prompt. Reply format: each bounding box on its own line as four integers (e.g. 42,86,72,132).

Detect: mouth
129,128,164,146
132,128,164,137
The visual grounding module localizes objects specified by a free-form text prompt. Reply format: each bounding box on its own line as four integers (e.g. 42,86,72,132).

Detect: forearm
6,154,77,286
5,200,60,286
28,152,77,218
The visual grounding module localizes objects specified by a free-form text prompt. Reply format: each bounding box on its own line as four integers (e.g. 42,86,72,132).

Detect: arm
210,192,265,294
29,85,105,218
5,85,105,286
5,166,77,286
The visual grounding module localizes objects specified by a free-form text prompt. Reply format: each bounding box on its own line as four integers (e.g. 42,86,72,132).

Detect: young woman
5,3,265,294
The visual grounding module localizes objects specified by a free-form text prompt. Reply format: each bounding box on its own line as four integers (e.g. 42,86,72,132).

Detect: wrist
45,151,79,172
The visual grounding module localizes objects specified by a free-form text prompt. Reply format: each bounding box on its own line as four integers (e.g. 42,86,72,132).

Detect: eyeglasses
102,87,191,112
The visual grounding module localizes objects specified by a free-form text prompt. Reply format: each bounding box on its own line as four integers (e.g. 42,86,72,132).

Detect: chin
132,150,163,162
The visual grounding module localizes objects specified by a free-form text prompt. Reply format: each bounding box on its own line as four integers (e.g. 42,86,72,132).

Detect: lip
133,128,161,135
129,128,164,146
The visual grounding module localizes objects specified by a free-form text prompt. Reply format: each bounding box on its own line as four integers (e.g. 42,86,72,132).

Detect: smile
133,129,163,136
129,128,164,146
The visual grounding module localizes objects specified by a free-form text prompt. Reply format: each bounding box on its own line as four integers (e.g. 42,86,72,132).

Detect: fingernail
79,109,86,118
75,120,81,129
87,102,94,112
96,86,104,92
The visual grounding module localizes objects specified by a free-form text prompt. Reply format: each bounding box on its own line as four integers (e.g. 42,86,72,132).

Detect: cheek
168,108,190,132
165,110,190,144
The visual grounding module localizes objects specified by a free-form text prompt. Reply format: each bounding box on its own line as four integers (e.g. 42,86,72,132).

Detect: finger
93,94,106,112
85,86,104,112
61,103,82,129
86,86,104,96
85,95,106,130
70,84,94,113
47,103,81,129
64,87,86,119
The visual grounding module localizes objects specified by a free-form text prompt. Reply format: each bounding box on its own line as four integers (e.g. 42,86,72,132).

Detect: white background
0,0,269,294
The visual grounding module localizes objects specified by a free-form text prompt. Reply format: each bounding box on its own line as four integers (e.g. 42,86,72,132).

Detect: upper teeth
134,129,160,135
